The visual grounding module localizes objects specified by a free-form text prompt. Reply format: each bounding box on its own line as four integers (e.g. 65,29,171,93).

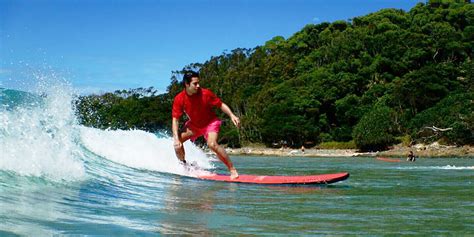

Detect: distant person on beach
172,71,240,179
407,151,416,162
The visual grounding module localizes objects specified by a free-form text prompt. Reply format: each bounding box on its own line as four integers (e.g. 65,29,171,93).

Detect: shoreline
225,143,474,158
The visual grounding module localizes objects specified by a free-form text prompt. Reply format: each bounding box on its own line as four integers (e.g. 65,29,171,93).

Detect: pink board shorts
185,119,222,142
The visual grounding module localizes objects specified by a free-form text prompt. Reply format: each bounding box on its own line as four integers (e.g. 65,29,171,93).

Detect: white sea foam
436,165,474,170
0,77,86,182
79,127,215,176
397,165,474,170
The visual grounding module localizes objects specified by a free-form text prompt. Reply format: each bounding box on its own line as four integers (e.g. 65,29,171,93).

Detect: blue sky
0,0,423,94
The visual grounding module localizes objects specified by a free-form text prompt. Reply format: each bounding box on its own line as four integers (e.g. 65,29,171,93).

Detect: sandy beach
226,143,474,158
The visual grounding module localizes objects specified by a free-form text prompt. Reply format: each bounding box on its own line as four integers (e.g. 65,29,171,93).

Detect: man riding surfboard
171,71,240,179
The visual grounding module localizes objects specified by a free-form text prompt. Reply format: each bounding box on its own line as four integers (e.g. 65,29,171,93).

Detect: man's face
185,77,200,95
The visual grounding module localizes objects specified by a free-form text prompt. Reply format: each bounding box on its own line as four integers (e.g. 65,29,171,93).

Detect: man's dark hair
183,71,199,86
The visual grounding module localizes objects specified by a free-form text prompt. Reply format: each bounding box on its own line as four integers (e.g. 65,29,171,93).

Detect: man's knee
179,129,194,142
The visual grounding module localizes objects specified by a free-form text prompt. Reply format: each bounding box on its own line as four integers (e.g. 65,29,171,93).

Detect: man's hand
173,138,183,150
221,103,241,129
230,115,241,128
173,138,186,164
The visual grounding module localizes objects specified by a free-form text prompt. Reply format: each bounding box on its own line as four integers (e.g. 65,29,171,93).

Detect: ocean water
1,84,474,236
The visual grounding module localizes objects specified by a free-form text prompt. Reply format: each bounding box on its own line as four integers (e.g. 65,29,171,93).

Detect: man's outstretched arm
220,103,240,128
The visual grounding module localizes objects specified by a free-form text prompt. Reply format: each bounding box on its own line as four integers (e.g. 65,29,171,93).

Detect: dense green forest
76,1,474,151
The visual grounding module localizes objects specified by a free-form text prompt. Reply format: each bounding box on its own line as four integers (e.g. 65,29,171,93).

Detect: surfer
407,151,416,162
172,71,240,179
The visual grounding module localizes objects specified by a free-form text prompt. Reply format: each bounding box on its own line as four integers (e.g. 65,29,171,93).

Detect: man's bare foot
230,168,239,180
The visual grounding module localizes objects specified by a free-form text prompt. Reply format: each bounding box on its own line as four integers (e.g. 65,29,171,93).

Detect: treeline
76,1,474,150
76,87,172,131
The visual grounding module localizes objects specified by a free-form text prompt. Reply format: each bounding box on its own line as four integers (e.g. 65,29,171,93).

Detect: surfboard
376,157,402,162
195,172,349,185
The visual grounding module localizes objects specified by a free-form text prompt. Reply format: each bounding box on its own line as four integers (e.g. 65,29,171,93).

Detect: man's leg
175,128,194,163
206,132,239,179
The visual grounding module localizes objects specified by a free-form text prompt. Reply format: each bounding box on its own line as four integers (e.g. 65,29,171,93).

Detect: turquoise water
1,87,473,235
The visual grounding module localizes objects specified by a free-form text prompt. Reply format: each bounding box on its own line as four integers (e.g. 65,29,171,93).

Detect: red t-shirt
172,88,223,128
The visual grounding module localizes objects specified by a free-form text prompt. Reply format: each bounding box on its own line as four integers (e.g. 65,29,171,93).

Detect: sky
0,0,424,95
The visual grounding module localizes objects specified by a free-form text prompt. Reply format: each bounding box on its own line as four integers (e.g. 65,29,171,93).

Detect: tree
353,106,396,151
